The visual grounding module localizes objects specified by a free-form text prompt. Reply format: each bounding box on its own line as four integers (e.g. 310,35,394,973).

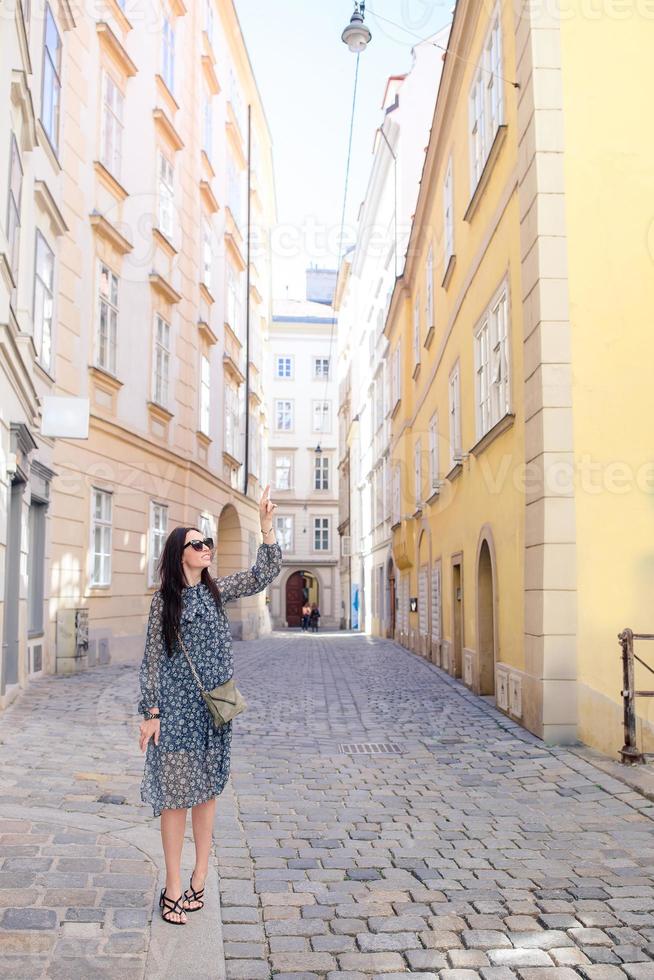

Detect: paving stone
516,971,582,979
223,941,268,958
569,928,614,946
270,952,336,972
225,960,270,980
368,914,426,933
448,948,491,967
439,971,483,980
356,931,421,952
462,929,512,949
579,968,629,979
338,952,406,973
621,968,654,979
480,970,518,980
420,928,463,949
488,948,555,967
405,949,448,970
1,908,58,930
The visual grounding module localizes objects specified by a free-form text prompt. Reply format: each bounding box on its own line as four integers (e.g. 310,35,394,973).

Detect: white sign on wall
41,397,90,439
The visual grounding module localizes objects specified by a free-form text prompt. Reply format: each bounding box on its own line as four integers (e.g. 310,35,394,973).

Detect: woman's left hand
259,484,277,532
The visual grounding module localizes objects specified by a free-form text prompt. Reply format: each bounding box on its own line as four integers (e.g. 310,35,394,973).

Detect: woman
301,602,311,631
137,486,281,925
309,603,321,633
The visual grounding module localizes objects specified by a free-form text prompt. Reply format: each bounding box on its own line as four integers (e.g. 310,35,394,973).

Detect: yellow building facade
386,0,654,753
1,0,276,703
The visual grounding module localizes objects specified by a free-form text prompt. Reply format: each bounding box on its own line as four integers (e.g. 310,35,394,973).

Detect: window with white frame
414,437,422,509
384,455,391,520
412,293,421,366
275,514,293,552
475,286,510,438
149,501,168,586
274,454,292,489
204,0,214,44
313,356,330,379
41,5,62,152
374,373,383,432
202,84,212,157
97,263,118,374
444,157,454,264
314,454,329,490
429,412,440,491
224,383,241,458
198,513,213,539
226,262,244,338
392,464,401,525
275,399,293,431
419,566,429,636
153,315,171,407
276,355,292,378
469,13,503,191
202,217,212,290
158,151,174,241
34,231,54,372
91,488,112,587
391,344,401,410
425,245,434,333
448,363,462,466
313,516,329,551
199,354,210,435
227,153,243,230
162,13,175,93
431,561,442,642
100,72,124,179
312,400,330,433
7,134,22,288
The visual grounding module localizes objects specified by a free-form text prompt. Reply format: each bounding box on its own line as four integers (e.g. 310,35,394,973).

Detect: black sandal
182,871,205,911
159,887,187,925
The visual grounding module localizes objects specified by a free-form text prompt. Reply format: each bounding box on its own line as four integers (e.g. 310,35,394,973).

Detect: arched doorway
217,504,241,577
387,558,395,639
285,570,319,627
477,539,496,695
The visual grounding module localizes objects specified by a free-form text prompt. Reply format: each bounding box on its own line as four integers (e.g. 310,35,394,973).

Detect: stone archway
285,570,320,627
477,537,496,695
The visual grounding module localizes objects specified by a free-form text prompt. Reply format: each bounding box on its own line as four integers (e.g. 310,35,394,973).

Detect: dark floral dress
138,541,282,817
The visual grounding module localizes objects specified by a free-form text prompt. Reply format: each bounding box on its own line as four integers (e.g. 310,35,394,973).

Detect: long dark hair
158,526,222,657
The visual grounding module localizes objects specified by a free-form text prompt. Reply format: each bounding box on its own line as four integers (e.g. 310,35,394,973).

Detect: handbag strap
176,630,207,694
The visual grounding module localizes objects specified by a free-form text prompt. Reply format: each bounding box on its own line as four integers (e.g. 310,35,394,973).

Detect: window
469,13,503,191
276,355,292,378
202,84,212,157
41,5,62,152
274,454,292,490
204,0,214,44
199,354,210,435
158,152,174,241
475,287,510,438
313,356,330,379
97,263,118,374
100,72,124,179
153,315,171,407
275,515,293,552
198,513,213,539
392,465,401,526
419,566,429,636
33,231,55,371
149,502,168,587
391,345,401,410
313,516,329,551
414,437,422,509
444,158,454,263
27,501,46,634
226,262,244,338
312,400,330,433
227,154,243,230
162,14,175,93
202,217,212,289
7,135,23,289
275,399,293,432
448,363,462,467
425,246,434,333
91,489,112,587
314,455,329,491
224,383,241,458
412,294,420,366
429,413,440,491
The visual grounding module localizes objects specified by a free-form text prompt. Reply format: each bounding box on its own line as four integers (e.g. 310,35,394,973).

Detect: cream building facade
267,282,340,630
336,31,449,634
0,0,276,707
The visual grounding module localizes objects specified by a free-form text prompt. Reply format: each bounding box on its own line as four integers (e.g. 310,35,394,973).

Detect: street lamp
341,1,372,53
315,443,322,455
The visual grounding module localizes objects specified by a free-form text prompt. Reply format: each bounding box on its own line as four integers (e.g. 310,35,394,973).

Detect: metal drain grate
338,742,403,755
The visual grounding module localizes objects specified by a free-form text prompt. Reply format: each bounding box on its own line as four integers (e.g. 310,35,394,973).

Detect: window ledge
445,462,463,482
442,253,456,290
89,364,123,392
390,399,401,419
424,324,435,350
412,361,421,381
148,400,174,423
37,120,62,175
464,124,508,223
425,487,441,505
196,429,211,447
93,160,128,202
390,519,401,530
470,412,515,457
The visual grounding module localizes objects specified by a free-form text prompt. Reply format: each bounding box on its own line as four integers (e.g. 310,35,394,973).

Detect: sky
234,0,452,300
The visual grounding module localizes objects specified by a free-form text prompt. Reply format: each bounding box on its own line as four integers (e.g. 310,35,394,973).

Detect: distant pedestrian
309,603,321,632
137,486,281,925
301,603,311,631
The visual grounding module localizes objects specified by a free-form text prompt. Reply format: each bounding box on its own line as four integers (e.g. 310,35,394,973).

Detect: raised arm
214,541,282,604
137,590,165,715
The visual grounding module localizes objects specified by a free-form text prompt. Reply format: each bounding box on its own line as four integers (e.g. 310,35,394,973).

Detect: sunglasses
183,537,214,552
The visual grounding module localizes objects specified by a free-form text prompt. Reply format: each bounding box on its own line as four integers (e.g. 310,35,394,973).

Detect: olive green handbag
176,631,247,727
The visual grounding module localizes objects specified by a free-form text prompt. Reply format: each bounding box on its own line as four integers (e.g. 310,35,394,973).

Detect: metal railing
619,628,654,764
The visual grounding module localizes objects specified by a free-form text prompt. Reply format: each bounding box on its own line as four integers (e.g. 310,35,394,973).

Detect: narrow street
1,632,654,979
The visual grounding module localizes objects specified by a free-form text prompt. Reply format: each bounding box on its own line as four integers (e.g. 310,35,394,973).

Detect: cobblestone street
1,630,654,979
